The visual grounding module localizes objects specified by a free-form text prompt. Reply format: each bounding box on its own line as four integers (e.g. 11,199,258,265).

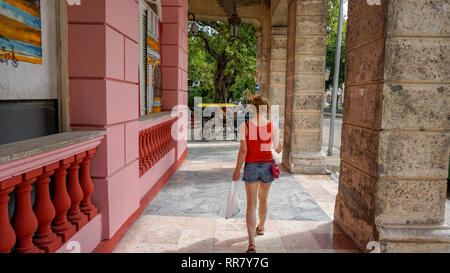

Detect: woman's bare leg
257,182,272,231
245,182,259,246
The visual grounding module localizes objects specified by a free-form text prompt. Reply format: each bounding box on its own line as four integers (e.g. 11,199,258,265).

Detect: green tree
188,21,256,103
326,0,347,90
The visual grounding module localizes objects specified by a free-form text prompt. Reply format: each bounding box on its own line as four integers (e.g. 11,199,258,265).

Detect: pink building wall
161,0,188,161
67,0,188,244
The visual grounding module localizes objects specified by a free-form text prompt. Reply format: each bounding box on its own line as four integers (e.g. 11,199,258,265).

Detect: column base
34,233,63,253
289,152,328,174
378,224,450,253
81,206,99,221
69,213,89,231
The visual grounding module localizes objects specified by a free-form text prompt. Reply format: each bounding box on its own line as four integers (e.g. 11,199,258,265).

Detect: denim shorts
243,162,274,184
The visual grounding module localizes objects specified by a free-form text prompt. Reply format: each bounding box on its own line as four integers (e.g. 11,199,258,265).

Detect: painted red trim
92,148,187,253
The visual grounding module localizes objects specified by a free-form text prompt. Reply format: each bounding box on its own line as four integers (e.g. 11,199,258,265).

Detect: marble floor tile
184,217,216,230
213,230,249,248
176,244,214,253
254,231,285,249
115,242,177,253
114,142,358,253
215,218,247,232
178,229,215,247
213,246,247,253
311,233,358,250
280,231,322,250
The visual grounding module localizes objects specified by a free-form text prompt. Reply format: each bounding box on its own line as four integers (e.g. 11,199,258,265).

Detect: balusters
0,143,101,253
162,122,168,154
165,120,171,152
139,131,145,176
52,157,77,242
33,162,62,252
170,119,176,149
149,127,157,166
67,152,88,230
80,148,99,221
0,176,21,253
12,169,42,253
156,124,163,160
138,118,177,177
145,128,152,169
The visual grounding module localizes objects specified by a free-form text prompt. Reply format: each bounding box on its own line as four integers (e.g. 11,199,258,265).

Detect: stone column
255,29,263,97
270,27,287,143
257,8,272,98
335,0,450,253
282,0,327,174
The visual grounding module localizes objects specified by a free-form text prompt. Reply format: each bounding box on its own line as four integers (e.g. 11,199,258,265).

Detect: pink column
162,0,188,161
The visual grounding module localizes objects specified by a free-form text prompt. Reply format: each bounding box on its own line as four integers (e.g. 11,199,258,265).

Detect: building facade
0,0,448,253
0,0,188,253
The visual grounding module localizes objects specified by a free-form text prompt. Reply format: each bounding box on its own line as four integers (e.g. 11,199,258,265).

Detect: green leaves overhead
188,21,256,104
326,0,347,90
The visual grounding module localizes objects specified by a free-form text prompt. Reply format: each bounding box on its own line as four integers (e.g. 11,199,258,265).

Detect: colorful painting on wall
146,8,161,113
0,0,42,66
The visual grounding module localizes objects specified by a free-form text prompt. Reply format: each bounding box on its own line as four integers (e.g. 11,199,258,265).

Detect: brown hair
251,95,271,122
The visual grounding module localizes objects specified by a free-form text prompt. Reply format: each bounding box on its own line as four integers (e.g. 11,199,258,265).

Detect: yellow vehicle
196,102,239,141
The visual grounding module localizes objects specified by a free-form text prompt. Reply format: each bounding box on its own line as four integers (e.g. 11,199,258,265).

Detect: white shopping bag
225,181,240,219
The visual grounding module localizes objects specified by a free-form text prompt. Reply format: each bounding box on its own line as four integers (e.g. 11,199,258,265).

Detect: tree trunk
214,61,230,103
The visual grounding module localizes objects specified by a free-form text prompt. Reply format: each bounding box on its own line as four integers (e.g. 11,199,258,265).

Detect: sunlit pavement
114,141,359,253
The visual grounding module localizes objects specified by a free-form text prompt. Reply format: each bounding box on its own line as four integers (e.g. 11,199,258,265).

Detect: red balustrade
12,169,41,253
139,118,176,177
67,152,89,231
80,148,99,220
33,162,61,252
0,176,20,253
52,157,77,243
0,148,100,253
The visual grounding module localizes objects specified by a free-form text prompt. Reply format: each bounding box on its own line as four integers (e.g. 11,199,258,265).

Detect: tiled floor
114,141,359,253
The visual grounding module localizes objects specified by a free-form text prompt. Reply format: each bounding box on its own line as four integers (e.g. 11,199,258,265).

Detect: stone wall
270,27,287,142
334,0,388,250
376,0,449,252
335,0,450,252
258,7,273,98
282,0,327,174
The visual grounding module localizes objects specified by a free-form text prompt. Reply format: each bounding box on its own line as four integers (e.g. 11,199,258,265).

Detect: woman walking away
232,96,282,253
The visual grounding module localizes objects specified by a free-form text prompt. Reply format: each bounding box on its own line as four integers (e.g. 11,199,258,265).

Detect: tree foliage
326,0,347,89
188,21,256,105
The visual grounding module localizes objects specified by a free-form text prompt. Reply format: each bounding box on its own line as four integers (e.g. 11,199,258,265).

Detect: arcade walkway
113,142,359,253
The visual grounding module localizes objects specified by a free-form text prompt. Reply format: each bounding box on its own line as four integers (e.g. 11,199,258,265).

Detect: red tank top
245,121,274,163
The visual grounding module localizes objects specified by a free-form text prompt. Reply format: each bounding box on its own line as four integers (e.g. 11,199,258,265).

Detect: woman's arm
272,121,282,154
233,122,247,181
